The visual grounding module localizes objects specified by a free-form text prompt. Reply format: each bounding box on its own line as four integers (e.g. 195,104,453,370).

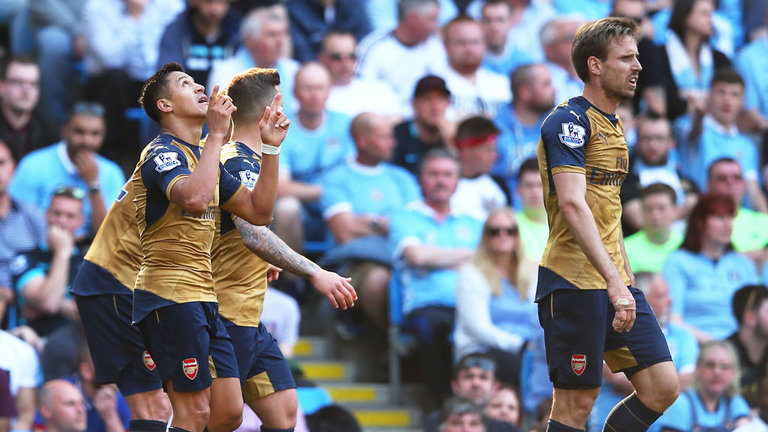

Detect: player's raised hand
309,269,357,310
259,92,290,147
207,84,237,137
609,281,636,333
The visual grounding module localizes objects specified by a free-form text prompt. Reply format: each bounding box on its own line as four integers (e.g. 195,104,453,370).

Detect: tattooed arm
234,217,357,309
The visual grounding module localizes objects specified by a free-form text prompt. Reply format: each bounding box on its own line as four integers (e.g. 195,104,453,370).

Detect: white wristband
262,144,281,155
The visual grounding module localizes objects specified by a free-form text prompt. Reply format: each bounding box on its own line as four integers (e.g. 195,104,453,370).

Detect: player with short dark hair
130,61,289,432
536,17,679,432
212,67,356,432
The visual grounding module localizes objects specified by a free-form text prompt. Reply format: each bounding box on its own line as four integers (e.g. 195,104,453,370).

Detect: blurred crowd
1,0,768,431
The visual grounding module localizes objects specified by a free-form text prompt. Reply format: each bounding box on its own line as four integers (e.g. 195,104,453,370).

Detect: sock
603,393,663,432
168,427,193,432
129,420,168,432
546,419,585,432
259,428,294,432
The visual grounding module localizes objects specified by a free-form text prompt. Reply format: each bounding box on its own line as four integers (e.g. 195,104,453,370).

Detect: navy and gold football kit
71,163,163,396
213,141,295,403
536,96,671,388
132,133,245,392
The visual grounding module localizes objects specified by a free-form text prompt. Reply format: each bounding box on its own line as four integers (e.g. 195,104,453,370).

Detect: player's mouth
628,76,638,89
198,95,208,104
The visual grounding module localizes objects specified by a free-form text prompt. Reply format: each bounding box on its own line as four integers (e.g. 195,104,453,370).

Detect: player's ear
157,98,173,114
587,55,601,77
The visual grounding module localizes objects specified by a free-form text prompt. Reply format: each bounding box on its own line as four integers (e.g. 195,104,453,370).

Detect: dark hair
732,284,768,324
225,67,280,123
710,67,745,89
571,17,639,83
306,405,361,432
668,0,705,41
680,193,735,252
517,157,540,181
139,62,185,123
0,140,14,163
455,116,500,143
640,182,677,204
707,157,739,181
0,55,37,80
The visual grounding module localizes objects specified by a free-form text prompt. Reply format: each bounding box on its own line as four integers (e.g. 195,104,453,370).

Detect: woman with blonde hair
657,340,750,432
454,207,536,386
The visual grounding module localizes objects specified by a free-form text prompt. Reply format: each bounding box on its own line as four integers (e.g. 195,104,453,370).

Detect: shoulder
17,143,57,165
541,98,592,137
358,30,393,53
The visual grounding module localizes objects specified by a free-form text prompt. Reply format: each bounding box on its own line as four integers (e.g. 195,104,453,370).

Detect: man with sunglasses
9,101,125,239
318,31,400,121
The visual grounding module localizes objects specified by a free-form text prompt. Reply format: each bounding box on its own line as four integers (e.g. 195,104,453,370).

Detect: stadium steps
294,335,424,431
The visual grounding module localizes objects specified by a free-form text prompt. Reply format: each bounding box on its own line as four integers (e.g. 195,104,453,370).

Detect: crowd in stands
1,0,768,431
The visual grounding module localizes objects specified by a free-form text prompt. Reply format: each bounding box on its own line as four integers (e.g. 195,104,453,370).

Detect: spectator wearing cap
451,116,510,221
318,31,401,122
9,187,86,337
727,284,768,408
492,63,555,193
392,75,455,176
9,102,125,240
356,0,448,115
424,354,521,432
437,15,511,120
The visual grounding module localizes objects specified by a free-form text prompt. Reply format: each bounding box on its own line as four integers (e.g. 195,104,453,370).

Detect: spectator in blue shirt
735,18,768,134
655,341,750,432
390,149,483,410
684,68,765,212
492,63,555,194
8,102,125,240
320,113,420,330
479,0,534,80
663,193,759,343
275,62,355,253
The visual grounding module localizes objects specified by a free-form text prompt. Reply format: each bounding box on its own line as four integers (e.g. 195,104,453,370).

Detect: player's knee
210,409,242,432
148,392,172,422
653,376,680,410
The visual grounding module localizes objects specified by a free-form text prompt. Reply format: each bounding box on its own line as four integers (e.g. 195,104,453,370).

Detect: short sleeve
320,169,350,220
15,337,41,389
675,326,699,375
735,52,759,111
140,145,192,199
731,395,751,420
540,106,591,173
223,157,260,192
218,163,245,205
388,209,423,261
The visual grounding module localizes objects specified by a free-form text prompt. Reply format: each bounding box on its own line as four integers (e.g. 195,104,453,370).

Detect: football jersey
75,147,153,295
536,96,631,300
212,141,269,327
132,134,244,322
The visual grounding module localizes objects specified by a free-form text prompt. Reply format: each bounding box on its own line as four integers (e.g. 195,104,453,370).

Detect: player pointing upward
536,17,679,432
